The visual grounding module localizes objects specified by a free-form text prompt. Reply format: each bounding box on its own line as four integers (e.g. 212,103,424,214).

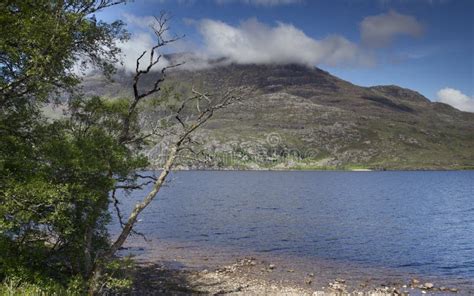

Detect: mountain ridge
80,62,474,170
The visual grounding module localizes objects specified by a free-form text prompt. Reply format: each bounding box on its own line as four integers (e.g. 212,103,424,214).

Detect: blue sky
97,0,473,111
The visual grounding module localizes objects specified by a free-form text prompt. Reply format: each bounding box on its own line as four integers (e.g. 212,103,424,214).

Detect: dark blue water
113,171,474,285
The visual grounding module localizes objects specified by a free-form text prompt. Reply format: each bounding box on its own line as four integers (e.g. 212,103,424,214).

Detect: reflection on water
111,171,474,290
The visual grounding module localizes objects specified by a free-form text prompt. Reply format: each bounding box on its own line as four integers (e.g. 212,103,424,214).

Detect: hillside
81,62,474,170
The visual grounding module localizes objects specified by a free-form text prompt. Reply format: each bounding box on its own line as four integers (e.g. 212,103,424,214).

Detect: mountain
81,62,474,170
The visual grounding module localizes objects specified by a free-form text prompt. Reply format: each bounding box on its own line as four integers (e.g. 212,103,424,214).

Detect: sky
96,0,474,112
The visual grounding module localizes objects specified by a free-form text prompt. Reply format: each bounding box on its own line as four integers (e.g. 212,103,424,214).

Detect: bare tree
88,13,246,294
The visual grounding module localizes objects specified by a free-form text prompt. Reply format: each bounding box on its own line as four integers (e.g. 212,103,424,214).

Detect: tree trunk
87,145,178,295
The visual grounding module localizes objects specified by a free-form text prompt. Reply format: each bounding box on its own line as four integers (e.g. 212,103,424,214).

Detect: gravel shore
128,257,464,295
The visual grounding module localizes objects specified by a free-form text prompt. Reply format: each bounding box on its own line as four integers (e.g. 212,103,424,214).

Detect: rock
424,282,434,289
268,264,276,270
421,291,426,294
328,282,346,291
308,273,315,277
335,278,346,283
305,279,312,285
411,278,420,285
450,288,458,292
287,269,295,273
439,286,447,291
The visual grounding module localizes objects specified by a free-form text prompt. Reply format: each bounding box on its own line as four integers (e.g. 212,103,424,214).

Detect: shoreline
118,241,471,295
129,256,465,295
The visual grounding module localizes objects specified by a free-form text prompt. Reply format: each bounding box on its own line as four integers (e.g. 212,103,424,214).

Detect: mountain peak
81,59,474,169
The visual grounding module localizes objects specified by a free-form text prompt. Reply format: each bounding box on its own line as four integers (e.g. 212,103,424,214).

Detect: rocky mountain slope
81,62,474,170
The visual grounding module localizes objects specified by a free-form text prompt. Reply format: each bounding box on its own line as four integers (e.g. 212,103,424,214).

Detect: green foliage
0,0,128,103
1,95,149,285
0,0,151,293
100,257,134,294
0,277,84,296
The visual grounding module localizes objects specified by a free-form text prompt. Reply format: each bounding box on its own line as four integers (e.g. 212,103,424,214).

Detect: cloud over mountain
115,11,424,71
196,18,373,67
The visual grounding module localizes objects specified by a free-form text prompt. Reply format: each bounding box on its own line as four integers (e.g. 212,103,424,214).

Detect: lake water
111,171,474,292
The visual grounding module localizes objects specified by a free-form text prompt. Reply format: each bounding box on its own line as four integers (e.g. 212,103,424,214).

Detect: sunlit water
110,171,474,291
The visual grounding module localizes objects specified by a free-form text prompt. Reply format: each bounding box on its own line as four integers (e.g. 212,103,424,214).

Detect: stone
268,264,275,270
411,278,420,285
424,282,434,289
450,288,458,292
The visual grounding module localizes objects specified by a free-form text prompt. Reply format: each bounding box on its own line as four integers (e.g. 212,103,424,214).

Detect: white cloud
122,13,156,30
360,10,424,47
215,0,302,6
436,88,474,112
121,12,174,41
197,18,373,67
116,32,170,73
118,12,191,72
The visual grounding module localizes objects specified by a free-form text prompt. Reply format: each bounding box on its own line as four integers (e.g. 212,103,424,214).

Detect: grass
0,279,81,296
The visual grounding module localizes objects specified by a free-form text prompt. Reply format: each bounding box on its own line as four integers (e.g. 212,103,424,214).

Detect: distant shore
149,166,474,172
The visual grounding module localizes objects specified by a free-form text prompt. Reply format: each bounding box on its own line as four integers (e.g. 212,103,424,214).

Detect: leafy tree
0,0,132,289
0,2,244,294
